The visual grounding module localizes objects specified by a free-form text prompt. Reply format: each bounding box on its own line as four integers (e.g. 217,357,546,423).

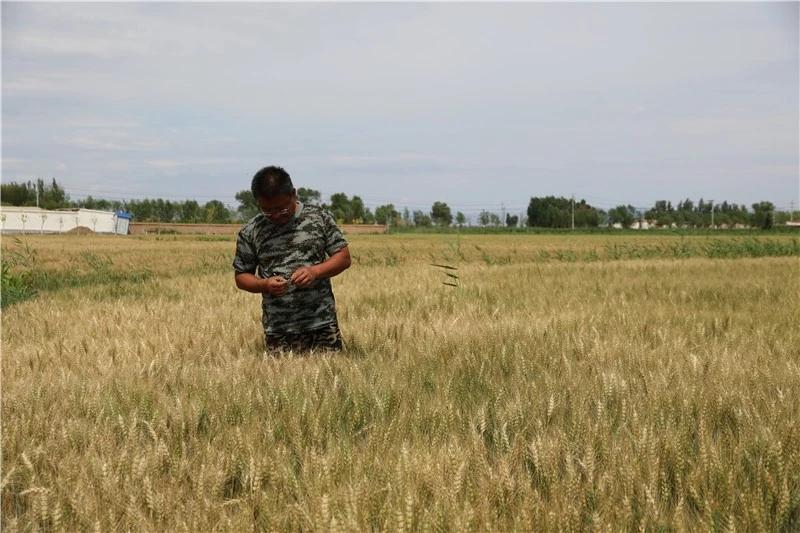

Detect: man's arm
235,272,289,296
291,246,351,287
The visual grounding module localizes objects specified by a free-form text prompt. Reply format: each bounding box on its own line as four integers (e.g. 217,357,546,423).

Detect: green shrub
1,261,36,308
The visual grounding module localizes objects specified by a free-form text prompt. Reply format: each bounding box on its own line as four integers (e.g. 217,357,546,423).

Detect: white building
0,207,131,235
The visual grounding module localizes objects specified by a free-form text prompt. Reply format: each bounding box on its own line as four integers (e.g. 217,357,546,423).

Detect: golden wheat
2,233,799,531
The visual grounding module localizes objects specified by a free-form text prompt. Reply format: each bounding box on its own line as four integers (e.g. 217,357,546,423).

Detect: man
233,166,351,353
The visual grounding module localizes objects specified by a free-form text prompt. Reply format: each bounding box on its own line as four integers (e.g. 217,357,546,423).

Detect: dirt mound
67,226,94,234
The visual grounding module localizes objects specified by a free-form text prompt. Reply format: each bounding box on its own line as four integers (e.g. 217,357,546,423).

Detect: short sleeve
322,210,348,256
232,226,258,274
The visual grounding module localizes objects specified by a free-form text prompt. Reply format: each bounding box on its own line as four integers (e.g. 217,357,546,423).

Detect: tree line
239,191,790,230
601,198,779,229
1,179,234,223
1,179,795,229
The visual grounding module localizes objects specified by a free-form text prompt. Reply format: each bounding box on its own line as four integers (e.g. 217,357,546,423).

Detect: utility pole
500,203,506,226
36,180,40,208
710,199,714,229
571,194,575,230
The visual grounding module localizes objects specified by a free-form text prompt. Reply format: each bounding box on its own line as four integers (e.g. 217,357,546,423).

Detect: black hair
251,166,295,199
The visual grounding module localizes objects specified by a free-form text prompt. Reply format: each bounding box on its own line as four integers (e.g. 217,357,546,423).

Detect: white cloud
61,118,141,130
2,157,29,168
11,31,150,59
3,73,86,94
145,158,236,169
59,135,168,152
327,153,446,166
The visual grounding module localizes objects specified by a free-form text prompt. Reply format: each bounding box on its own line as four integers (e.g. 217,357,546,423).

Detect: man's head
251,166,297,224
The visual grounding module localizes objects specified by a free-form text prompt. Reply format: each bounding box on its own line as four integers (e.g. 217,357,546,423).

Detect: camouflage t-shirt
232,203,348,334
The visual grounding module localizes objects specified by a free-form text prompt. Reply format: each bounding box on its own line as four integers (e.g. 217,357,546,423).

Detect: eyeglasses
260,200,295,218
261,207,291,218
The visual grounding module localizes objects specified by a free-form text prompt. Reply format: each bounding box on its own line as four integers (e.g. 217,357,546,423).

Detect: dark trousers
265,321,343,353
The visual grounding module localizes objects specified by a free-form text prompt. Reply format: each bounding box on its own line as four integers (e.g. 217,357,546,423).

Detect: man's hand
264,276,290,296
235,272,292,295
291,266,318,288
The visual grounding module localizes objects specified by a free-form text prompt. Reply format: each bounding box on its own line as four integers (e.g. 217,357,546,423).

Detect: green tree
609,205,636,228
297,187,321,205
351,196,366,223
40,179,68,209
126,199,154,221
573,202,601,227
235,190,259,220
656,213,674,227
329,193,352,223
505,213,519,227
375,204,400,225
527,196,600,228
203,200,232,224
430,201,453,226
455,212,466,227
363,208,376,225
153,199,177,222
775,209,800,225
751,201,775,229
93,198,114,211
180,200,202,223
412,210,432,227
0,181,34,205
1,178,69,208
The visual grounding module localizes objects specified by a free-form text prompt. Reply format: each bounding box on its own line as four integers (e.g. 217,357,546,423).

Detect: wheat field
2,233,799,531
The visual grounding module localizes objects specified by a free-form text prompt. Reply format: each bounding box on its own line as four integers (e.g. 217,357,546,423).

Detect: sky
2,2,798,218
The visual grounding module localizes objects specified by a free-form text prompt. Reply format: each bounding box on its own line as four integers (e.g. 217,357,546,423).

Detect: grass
1,238,39,307
2,233,799,530
0,238,153,306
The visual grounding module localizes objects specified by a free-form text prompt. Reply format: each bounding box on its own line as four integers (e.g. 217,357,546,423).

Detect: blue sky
2,2,798,218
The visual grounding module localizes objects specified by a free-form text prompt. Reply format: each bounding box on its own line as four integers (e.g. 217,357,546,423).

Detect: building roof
0,206,117,216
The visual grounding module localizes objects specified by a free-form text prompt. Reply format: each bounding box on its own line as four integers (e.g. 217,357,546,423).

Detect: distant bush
1,238,38,308
1,261,36,308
